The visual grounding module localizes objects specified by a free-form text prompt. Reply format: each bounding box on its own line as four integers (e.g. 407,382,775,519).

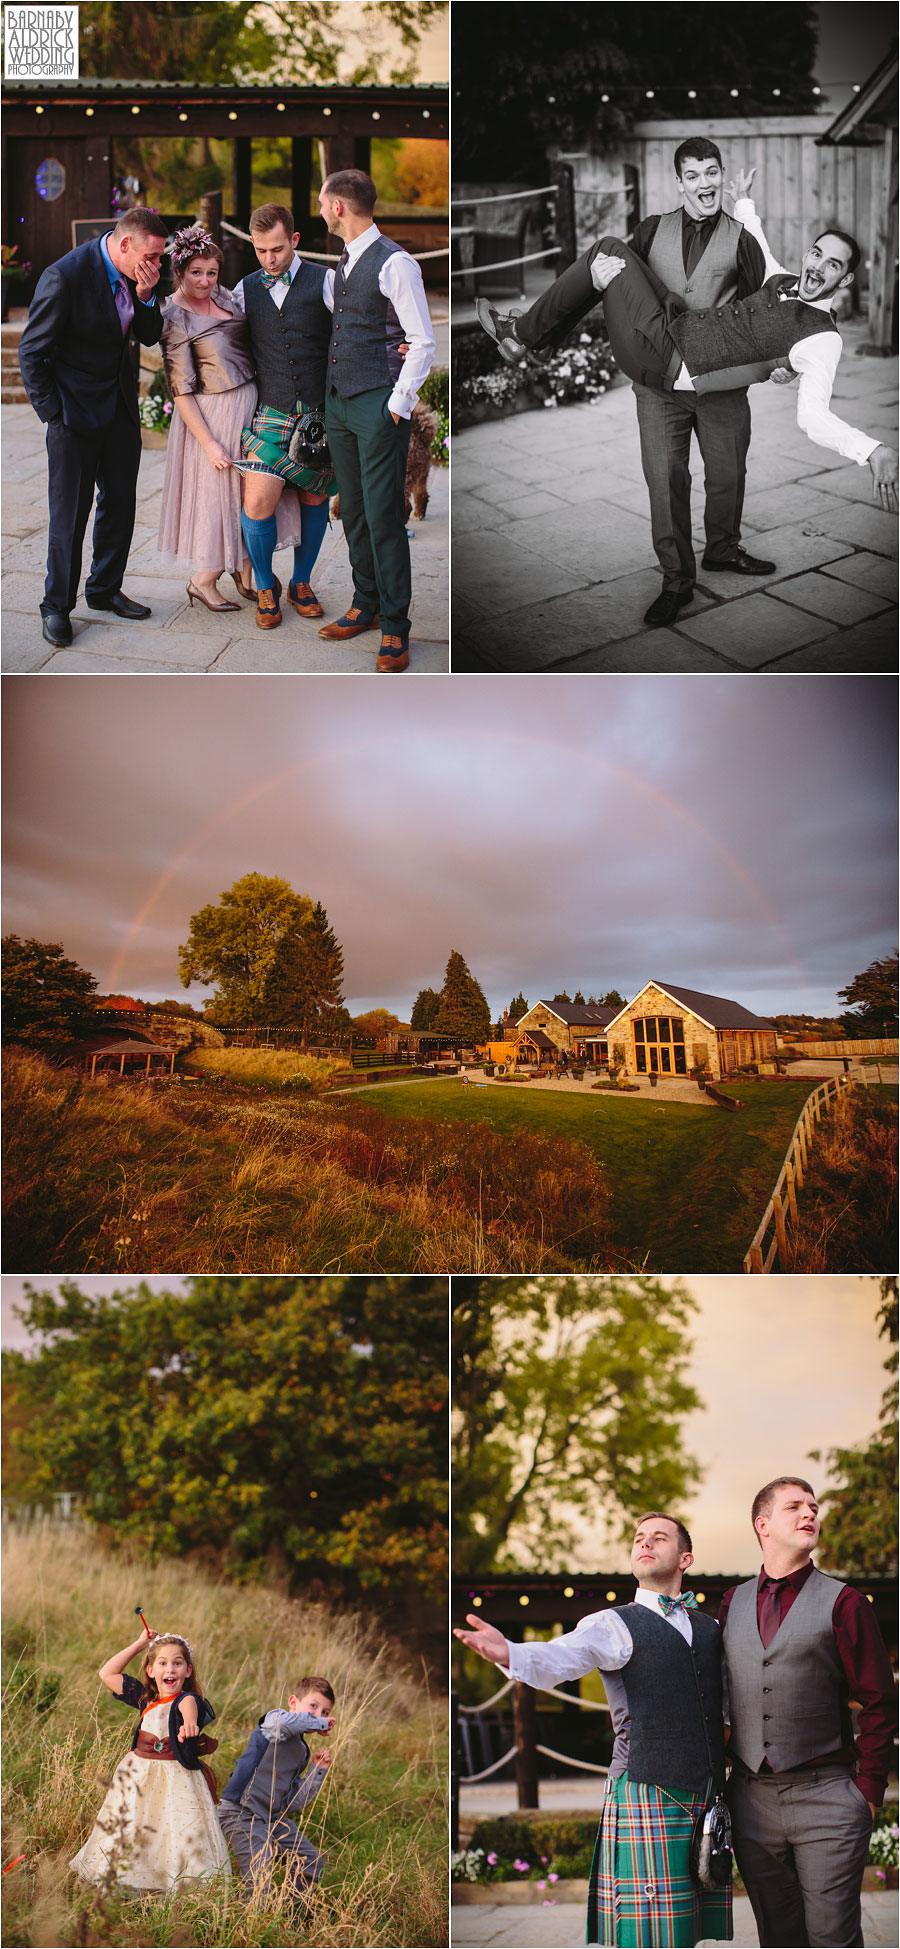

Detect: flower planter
452,1879,589,1905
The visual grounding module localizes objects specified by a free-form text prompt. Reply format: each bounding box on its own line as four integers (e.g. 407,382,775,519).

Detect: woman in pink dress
156,225,303,610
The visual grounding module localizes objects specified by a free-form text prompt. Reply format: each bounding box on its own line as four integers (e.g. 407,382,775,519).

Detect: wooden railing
744,1074,855,1273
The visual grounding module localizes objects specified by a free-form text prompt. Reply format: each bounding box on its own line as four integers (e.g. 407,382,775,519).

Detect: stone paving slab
453,320,898,670
1,403,448,674
449,1893,899,1949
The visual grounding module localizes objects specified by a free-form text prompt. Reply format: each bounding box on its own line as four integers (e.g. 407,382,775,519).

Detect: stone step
1,385,29,403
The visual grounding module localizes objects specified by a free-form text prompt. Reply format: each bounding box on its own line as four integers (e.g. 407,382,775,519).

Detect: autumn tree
79,2,446,85
812,1277,899,1577
430,950,491,1043
1,937,98,1044
453,1276,703,1574
4,1277,448,1610
262,900,348,1045
838,951,898,1037
178,873,313,1026
352,1007,406,1038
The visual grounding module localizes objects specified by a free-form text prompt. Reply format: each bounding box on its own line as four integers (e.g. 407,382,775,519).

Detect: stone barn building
605,982,777,1081
515,1000,616,1064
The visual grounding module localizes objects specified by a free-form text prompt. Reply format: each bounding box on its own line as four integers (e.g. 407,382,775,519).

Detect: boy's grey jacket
221,1708,330,1821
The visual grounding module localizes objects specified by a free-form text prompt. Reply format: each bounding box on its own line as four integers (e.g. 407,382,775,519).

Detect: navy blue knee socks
240,511,278,591
292,499,330,589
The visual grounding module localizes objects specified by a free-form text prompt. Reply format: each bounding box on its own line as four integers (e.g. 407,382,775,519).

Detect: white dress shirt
231,251,305,314
322,223,436,419
733,198,878,467
505,1586,698,1690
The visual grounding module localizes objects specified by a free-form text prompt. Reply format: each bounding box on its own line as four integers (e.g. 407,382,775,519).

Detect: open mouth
697,190,718,208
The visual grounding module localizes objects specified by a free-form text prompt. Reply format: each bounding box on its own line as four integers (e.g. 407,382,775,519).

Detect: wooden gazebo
1,78,448,291
61,1033,175,1080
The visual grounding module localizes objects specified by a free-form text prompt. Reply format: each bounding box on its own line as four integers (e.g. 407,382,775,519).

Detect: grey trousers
727,1764,872,1947
217,1798,323,1897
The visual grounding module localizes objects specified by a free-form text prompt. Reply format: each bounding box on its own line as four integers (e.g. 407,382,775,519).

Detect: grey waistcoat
648,209,743,309
617,1603,725,1795
327,236,407,397
243,265,331,414
724,1567,847,1773
671,274,839,385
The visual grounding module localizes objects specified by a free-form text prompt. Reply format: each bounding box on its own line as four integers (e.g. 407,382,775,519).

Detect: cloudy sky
2,673,895,1020
4,1274,889,1574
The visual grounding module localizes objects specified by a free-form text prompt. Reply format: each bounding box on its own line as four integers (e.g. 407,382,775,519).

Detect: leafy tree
262,900,348,1046
572,989,586,1005
411,986,441,1030
430,950,491,1043
456,2,817,179
812,1277,898,1577
602,989,626,1009
453,1276,703,1574
508,992,529,1021
157,1000,201,1018
1,937,98,1044
352,1007,407,1038
178,873,312,1027
551,990,572,1007
79,3,274,81
838,951,898,1038
3,1277,448,1608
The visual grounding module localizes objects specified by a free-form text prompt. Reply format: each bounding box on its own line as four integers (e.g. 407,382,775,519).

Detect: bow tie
261,268,292,289
659,1592,698,1615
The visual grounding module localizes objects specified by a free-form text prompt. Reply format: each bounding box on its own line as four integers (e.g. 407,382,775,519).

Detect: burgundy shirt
719,1563,896,1806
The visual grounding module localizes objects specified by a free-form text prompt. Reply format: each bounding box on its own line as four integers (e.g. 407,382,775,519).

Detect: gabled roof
520,1028,557,1050
817,51,898,146
605,982,775,1035
532,1001,616,1028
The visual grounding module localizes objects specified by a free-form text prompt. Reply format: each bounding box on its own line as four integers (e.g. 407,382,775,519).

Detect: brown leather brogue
287,580,325,619
255,586,282,630
318,607,380,640
376,634,410,672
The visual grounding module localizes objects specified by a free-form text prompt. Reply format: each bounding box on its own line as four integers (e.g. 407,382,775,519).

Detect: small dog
330,399,439,523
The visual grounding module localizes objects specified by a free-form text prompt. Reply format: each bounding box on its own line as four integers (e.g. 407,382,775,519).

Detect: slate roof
535,1001,616,1028
520,1028,557,1050
648,983,775,1031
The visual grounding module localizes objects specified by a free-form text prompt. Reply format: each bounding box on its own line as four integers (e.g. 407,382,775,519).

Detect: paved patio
1,302,448,675
452,319,898,672
450,1890,898,1947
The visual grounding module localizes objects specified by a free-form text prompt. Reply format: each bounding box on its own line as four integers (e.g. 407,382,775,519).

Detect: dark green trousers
326,385,412,634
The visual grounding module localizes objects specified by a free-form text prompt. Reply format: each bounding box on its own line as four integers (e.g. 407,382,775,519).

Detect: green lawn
362,1077,821,1271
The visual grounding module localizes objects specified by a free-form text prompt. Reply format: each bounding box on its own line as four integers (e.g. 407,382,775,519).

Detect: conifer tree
430,950,491,1042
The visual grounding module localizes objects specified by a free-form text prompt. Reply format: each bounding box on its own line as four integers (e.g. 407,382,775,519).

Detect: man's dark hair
112,207,169,241
250,202,295,237
751,1476,817,1544
636,1511,693,1554
673,138,723,178
814,226,860,276
323,168,377,216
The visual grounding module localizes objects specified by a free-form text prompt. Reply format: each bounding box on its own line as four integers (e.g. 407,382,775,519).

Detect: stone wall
608,985,719,1080
517,1004,572,1054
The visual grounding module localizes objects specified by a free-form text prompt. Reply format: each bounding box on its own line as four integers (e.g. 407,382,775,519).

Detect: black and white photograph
451,2,898,671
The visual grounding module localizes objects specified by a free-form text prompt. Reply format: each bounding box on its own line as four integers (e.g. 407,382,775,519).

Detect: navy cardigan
118,1672,215,1773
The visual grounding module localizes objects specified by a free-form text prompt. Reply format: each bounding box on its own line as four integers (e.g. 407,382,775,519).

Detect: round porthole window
36,158,66,201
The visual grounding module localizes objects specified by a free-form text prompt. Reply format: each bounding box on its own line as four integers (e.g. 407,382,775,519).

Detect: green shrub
420,365,449,462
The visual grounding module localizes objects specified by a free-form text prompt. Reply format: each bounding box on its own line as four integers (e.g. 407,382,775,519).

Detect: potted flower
138,367,175,446
1,244,32,322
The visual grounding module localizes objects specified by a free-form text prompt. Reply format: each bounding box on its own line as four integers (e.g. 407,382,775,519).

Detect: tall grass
188,1048,337,1090
1,1526,447,1947
2,1050,613,1272
783,1090,898,1271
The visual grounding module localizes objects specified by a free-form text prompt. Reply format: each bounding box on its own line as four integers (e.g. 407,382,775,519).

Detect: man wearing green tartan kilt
455,1514,732,1948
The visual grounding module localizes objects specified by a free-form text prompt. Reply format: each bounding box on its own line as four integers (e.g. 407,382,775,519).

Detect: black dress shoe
474,298,532,365
643,588,694,629
41,613,72,648
701,547,776,575
85,591,152,619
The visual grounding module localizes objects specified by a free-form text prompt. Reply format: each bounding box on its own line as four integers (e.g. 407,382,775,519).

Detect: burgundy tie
114,277,134,335
758,1577,788,1649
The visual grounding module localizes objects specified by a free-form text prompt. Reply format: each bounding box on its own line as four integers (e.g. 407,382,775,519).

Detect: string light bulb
519,1594,530,1606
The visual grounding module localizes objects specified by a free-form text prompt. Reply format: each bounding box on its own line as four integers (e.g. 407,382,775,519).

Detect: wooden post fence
512,1681,538,1808
744,1074,854,1273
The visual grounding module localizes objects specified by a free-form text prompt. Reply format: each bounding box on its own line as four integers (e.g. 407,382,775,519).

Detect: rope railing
743,1073,855,1273
462,1745,518,1781
458,1678,513,1712
537,1744,609,1775
451,185,557,208
450,244,561,278
460,1679,611,1715
220,218,448,261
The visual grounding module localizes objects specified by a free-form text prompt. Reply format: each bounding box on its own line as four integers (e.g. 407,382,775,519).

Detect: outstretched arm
456,1608,635,1691
98,1630,152,1696
453,1615,511,1668
730,178,788,283
789,335,896,500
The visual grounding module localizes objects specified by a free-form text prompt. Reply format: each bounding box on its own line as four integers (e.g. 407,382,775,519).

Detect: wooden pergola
1,77,448,288
817,50,899,353
64,1034,176,1079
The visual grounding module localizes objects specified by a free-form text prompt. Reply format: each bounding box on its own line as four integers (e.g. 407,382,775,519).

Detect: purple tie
114,277,134,335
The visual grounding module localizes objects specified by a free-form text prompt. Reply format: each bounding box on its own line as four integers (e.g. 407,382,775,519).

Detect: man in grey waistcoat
720,1476,896,1948
476,136,776,629
455,1513,732,1946
317,169,436,672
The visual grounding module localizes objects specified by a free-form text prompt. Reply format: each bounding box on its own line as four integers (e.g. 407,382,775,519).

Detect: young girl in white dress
71,1627,231,1893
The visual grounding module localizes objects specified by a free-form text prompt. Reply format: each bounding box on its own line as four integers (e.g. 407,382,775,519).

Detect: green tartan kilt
240,402,335,496
587,1776,733,1947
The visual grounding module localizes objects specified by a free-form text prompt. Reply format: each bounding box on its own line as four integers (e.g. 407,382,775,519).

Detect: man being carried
455,1514,732,1947
720,1477,895,1949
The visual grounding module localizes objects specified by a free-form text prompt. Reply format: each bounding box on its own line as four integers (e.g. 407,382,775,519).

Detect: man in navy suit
19,207,168,648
